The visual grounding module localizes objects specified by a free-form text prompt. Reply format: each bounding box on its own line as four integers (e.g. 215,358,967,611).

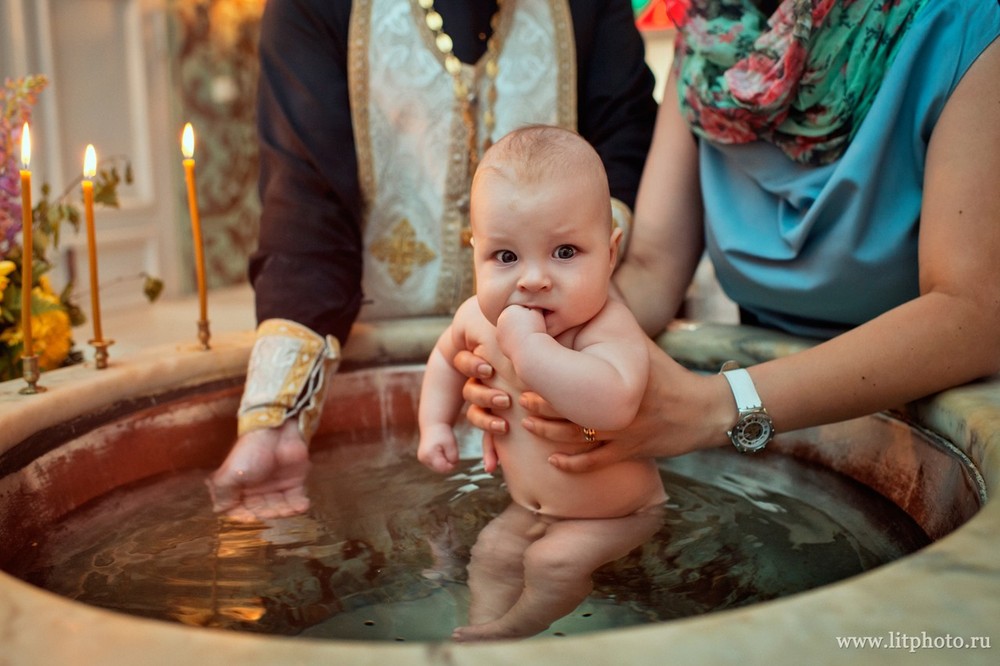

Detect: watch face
732,413,773,452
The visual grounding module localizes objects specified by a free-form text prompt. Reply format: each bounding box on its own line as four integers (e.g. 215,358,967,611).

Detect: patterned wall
169,0,264,290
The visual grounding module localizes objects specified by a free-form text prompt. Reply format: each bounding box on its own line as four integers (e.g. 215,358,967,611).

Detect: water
5,429,929,641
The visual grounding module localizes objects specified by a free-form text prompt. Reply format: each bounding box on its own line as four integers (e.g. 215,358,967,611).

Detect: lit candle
82,144,104,344
181,123,208,327
19,123,33,359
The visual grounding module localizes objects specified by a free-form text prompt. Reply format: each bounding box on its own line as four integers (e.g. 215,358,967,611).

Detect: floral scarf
673,0,930,165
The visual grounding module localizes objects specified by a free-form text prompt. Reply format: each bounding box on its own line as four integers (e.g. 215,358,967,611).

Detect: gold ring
582,427,597,443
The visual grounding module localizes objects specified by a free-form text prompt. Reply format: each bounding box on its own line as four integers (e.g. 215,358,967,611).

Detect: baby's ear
609,226,623,268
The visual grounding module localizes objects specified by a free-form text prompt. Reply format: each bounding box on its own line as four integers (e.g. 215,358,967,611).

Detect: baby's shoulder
450,297,495,344
579,299,644,340
452,296,491,329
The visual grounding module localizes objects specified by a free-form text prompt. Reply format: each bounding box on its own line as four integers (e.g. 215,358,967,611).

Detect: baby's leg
454,508,662,641
461,503,542,628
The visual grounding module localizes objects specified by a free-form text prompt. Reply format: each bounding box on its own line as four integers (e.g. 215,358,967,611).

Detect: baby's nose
517,264,551,291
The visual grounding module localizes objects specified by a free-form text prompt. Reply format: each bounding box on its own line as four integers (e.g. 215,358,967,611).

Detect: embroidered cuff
237,318,341,442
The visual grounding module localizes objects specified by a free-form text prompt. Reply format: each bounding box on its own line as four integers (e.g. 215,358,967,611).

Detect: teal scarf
673,0,930,165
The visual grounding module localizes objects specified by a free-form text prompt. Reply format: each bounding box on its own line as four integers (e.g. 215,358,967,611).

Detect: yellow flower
0,281,73,371
32,284,72,370
0,260,15,300
37,274,55,295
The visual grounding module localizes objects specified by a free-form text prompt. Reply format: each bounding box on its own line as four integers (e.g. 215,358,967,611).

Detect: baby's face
471,171,618,337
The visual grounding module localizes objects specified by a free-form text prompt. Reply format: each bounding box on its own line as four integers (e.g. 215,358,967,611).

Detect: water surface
7,428,929,641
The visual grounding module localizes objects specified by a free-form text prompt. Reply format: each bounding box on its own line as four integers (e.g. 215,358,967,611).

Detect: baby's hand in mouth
496,305,548,352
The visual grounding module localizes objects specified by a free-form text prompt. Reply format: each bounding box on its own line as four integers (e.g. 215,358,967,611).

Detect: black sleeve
250,0,361,344
570,0,659,210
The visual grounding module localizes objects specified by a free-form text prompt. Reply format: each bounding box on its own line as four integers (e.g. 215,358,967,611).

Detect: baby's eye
494,249,518,264
554,245,577,260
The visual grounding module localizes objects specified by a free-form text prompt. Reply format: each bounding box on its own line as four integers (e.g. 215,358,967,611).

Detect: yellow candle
19,123,33,359
181,123,208,323
82,144,103,343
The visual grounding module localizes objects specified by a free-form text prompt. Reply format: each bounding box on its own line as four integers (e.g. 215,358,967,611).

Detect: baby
418,125,666,640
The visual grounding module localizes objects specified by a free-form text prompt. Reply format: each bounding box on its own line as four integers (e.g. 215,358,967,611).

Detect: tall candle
181,123,208,323
19,123,33,358
82,144,103,343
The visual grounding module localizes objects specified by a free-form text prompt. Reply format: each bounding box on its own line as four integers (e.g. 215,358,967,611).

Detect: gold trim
409,0,516,81
349,0,376,211
550,0,576,131
422,1,518,314
370,218,438,285
237,319,339,439
413,0,507,174
350,1,577,316
436,95,475,313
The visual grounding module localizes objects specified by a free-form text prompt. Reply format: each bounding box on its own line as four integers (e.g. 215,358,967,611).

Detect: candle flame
83,144,97,179
182,122,195,159
20,123,31,168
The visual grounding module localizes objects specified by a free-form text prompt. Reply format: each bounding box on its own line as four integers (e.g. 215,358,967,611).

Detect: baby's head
470,125,621,336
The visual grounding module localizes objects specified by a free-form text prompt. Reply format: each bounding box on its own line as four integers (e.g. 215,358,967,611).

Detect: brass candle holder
198,319,211,351
90,338,114,370
19,354,46,394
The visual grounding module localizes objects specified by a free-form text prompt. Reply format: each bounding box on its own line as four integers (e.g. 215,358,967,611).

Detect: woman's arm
746,38,1000,433
549,39,1000,471
613,70,705,335
464,37,1000,467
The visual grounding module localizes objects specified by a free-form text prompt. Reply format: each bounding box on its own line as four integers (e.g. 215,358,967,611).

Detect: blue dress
701,0,1000,339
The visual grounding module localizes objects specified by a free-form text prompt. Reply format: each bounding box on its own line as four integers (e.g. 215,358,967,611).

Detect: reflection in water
456,501,665,641
6,430,929,641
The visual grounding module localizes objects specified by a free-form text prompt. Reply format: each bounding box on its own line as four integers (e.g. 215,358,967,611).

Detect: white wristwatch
720,361,774,453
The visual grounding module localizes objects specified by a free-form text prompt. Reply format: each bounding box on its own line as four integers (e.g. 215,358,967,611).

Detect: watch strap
722,367,763,412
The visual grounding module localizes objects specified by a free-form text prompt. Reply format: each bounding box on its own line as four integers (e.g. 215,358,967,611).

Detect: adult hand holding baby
455,338,733,471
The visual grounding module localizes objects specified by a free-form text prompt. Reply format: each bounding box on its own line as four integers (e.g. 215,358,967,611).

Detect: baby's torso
467,318,665,519
494,419,666,519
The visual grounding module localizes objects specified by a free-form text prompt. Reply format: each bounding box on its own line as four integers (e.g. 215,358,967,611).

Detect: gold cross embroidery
370,218,437,285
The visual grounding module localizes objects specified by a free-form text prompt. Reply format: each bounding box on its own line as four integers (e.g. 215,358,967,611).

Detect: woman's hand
454,349,511,435
455,339,734,471
539,338,732,472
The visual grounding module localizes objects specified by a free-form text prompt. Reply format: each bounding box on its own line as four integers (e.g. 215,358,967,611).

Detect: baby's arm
497,301,648,431
418,307,474,473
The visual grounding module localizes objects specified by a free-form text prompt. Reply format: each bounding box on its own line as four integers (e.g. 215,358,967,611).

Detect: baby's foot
451,619,548,642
